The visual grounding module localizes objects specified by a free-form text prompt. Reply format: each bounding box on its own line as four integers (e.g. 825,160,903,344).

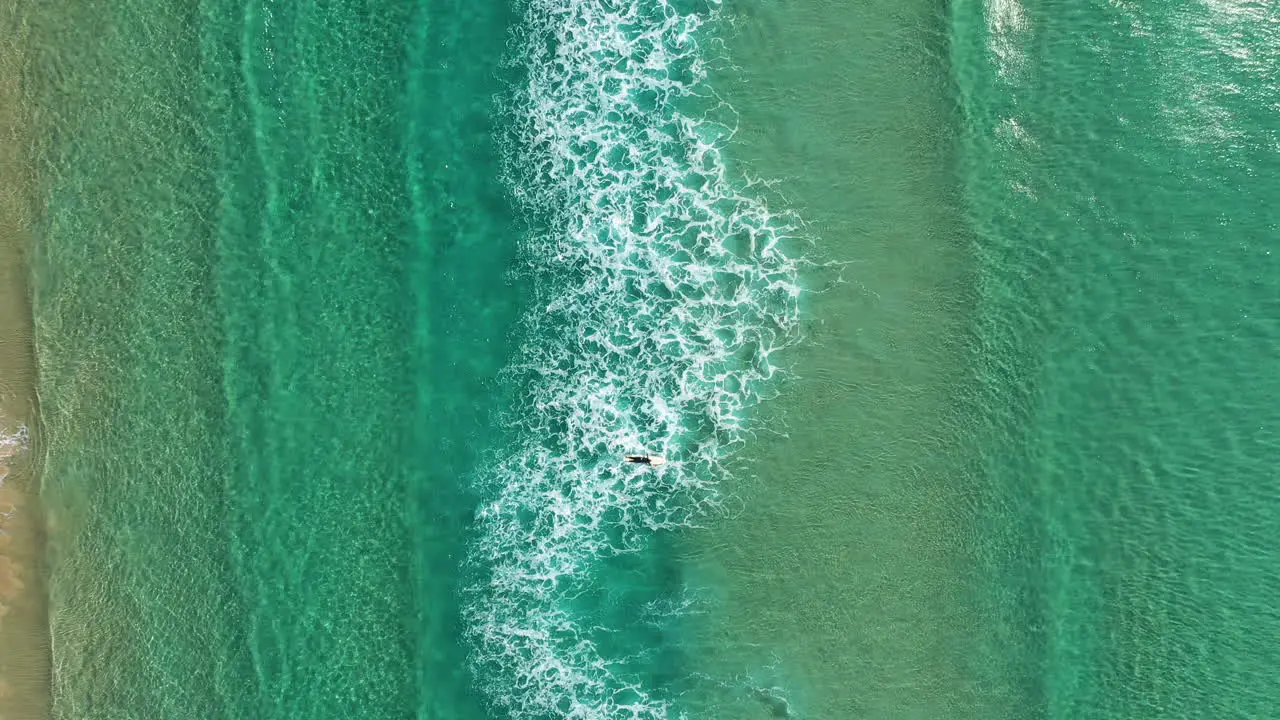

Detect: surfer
624,454,666,466
751,687,794,718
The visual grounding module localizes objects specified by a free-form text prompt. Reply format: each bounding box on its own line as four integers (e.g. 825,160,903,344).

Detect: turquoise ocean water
953,1,1280,716
15,0,1280,718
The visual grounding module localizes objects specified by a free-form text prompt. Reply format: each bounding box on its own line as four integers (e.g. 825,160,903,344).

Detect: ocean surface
9,0,1279,718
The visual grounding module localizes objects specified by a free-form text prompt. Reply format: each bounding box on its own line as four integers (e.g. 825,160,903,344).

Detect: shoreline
0,1,52,717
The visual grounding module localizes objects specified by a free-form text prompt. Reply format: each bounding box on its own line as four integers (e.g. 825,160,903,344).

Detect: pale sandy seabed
0,2,52,717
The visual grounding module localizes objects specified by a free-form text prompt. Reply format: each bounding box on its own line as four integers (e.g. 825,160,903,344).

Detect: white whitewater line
0,424,28,489
463,1,802,718
985,0,1029,78
0,424,26,455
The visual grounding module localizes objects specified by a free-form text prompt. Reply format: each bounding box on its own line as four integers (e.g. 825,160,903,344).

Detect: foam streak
464,2,801,717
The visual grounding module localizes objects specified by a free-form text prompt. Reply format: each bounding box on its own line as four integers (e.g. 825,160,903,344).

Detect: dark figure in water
752,687,794,718
624,454,666,466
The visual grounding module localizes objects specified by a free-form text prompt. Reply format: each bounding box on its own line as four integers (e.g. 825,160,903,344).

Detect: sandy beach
0,2,51,717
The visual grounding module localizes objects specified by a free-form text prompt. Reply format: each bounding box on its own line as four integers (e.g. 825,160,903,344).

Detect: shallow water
27,1,500,717
0,2,48,715
677,1,1002,717
16,0,1280,718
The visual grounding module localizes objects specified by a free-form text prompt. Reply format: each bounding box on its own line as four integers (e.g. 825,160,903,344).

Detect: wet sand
0,2,52,717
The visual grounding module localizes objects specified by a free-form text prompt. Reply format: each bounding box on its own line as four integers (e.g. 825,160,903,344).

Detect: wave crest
464,1,801,717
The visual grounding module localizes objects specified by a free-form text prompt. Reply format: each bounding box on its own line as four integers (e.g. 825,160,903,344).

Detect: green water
679,0,997,717
954,1,1280,717
684,0,1280,718
17,0,1280,718
28,1,519,717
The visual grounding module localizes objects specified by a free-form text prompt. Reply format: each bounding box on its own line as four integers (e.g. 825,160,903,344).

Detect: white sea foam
0,424,28,489
0,425,26,455
464,1,801,717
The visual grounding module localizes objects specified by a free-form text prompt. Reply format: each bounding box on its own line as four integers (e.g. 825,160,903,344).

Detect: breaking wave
462,0,802,717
